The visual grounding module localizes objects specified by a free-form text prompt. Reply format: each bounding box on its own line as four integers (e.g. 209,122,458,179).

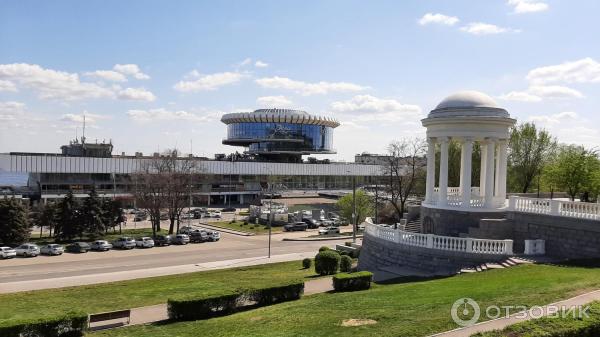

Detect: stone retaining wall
421,205,505,236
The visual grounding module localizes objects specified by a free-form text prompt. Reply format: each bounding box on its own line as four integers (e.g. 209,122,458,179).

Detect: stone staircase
404,219,422,233
458,257,533,274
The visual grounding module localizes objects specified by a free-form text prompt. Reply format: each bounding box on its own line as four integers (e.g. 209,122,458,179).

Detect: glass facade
226,122,334,153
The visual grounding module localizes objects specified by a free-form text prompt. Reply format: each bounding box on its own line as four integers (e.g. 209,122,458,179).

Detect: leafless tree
161,150,197,234
384,138,427,221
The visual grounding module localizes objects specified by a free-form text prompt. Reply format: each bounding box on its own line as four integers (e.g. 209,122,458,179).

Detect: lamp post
352,175,356,243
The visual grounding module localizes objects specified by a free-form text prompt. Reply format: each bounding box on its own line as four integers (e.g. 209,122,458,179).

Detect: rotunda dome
428,90,509,119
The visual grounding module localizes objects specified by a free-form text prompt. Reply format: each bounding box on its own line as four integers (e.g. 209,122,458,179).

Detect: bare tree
384,138,427,221
162,150,196,234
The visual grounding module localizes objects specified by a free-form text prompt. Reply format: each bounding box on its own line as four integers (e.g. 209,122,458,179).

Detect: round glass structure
221,109,339,162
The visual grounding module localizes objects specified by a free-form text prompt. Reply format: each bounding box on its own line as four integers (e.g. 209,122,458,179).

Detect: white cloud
0,80,17,92
113,64,150,80
174,71,245,92
126,108,221,122
255,76,367,96
460,22,520,35
239,58,253,67
84,70,127,82
117,87,157,101
507,0,549,14
0,63,115,100
528,85,584,99
330,95,422,122
498,91,542,102
526,58,600,85
0,101,25,121
256,95,292,107
418,13,459,26
254,60,269,68
60,112,111,124
529,111,578,124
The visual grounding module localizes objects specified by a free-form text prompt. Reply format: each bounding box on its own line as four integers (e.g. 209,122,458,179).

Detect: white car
90,240,113,251
40,244,64,256
113,237,136,249
15,244,40,257
318,226,340,235
135,237,155,248
208,231,220,242
0,246,16,259
209,211,221,218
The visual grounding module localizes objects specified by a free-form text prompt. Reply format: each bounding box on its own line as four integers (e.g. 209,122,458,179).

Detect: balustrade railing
509,196,600,220
365,224,513,255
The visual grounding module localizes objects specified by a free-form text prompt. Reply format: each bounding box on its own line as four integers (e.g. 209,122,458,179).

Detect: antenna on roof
82,113,86,144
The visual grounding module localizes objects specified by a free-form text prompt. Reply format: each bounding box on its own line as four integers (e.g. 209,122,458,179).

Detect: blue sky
1,0,599,160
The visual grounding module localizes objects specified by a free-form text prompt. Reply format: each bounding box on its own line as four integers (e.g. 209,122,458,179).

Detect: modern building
221,108,339,163
0,108,384,205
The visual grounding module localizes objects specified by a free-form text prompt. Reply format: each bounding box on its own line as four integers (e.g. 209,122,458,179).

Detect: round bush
318,246,330,252
340,255,353,272
302,258,312,269
314,250,341,275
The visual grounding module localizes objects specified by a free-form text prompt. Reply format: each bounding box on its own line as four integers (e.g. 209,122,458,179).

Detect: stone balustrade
429,187,506,209
365,223,513,255
509,196,600,220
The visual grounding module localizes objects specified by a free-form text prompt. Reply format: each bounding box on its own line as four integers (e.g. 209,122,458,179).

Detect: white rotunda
421,91,516,214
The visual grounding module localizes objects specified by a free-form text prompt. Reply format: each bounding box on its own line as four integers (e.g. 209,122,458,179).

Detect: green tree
336,189,374,225
0,198,31,245
32,202,58,238
55,191,81,240
544,145,600,201
81,188,105,238
508,122,556,193
101,199,124,234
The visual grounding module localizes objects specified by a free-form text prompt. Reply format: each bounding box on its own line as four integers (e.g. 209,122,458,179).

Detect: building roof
221,108,340,128
427,90,510,119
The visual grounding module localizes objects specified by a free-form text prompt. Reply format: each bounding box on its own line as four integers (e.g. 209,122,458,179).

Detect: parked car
135,237,155,248
321,220,335,227
209,211,222,218
180,213,194,220
0,246,17,259
153,235,172,246
90,240,113,251
207,231,221,242
179,226,194,234
40,244,64,256
16,243,40,257
160,212,169,220
318,226,340,235
66,242,91,253
134,212,147,222
302,218,320,229
113,237,136,249
172,234,190,245
190,231,208,243
221,207,236,212
284,222,308,232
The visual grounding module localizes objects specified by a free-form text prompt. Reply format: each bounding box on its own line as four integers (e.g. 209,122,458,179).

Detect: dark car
190,231,208,243
302,218,320,229
154,235,172,246
284,222,308,232
221,207,236,212
66,242,91,253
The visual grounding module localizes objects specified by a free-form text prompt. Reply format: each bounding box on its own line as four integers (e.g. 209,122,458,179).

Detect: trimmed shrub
315,250,341,275
340,255,353,272
333,271,373,292
0,311,88,337
318,246,330,252
302,258,312,269
168,281,304,321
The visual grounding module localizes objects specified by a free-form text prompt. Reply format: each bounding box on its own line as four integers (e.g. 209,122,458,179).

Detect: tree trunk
40,225,43,238
168,217,175,234
176,218,180,234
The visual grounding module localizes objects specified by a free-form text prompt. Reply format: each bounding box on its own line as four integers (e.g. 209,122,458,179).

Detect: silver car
113,237,136,249
0,246,16,259
135,237,155,248
40,244,64,256
90,240,113,251
172,234,190,245
15,244,40,257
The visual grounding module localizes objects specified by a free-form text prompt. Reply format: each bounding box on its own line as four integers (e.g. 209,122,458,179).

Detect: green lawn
208,220,283,235
89,264,600,337
0,261,315,323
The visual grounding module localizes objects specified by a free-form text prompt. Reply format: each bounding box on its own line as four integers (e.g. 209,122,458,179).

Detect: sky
1,0,599,161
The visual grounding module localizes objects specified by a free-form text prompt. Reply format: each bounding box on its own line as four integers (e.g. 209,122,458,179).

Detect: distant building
354,152,393,165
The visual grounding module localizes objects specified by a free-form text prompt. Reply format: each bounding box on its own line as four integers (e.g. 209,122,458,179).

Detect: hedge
472,301,600,337
0,311,88,337
333,271,373,292
302,258,312,269
168,280,304,321
340,255,353,272
315,250,340,275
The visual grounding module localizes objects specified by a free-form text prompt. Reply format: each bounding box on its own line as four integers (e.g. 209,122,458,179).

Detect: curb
283,235,363,242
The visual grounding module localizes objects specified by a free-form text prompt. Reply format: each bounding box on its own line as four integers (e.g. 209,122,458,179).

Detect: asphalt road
0,231,331,284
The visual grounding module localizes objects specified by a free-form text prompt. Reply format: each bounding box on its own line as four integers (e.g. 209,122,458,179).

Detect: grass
89,264,600,337
0,260,315,323
208,220,283,235
472,301,600,336
28,228,170,245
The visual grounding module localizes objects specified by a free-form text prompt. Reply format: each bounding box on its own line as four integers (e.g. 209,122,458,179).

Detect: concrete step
485,263,505,269
460,268,477,274
475,265,482,272
501,262,512,268
509,257,533,264
504,259,517,266
479,264,488,271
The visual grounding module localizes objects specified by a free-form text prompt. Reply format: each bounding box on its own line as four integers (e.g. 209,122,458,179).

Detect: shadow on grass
375,274,453,285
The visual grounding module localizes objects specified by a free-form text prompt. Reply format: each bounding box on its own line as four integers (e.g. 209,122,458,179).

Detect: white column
479,142,487,197
439,137,449,206
484,139,496,208
425,137,436,203
460,138,473,208
494,140,508,202
240,194,244,204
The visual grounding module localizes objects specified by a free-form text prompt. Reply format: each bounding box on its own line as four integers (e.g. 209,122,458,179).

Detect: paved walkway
0,252,318,293
430,289,600,337
93,276,333,329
